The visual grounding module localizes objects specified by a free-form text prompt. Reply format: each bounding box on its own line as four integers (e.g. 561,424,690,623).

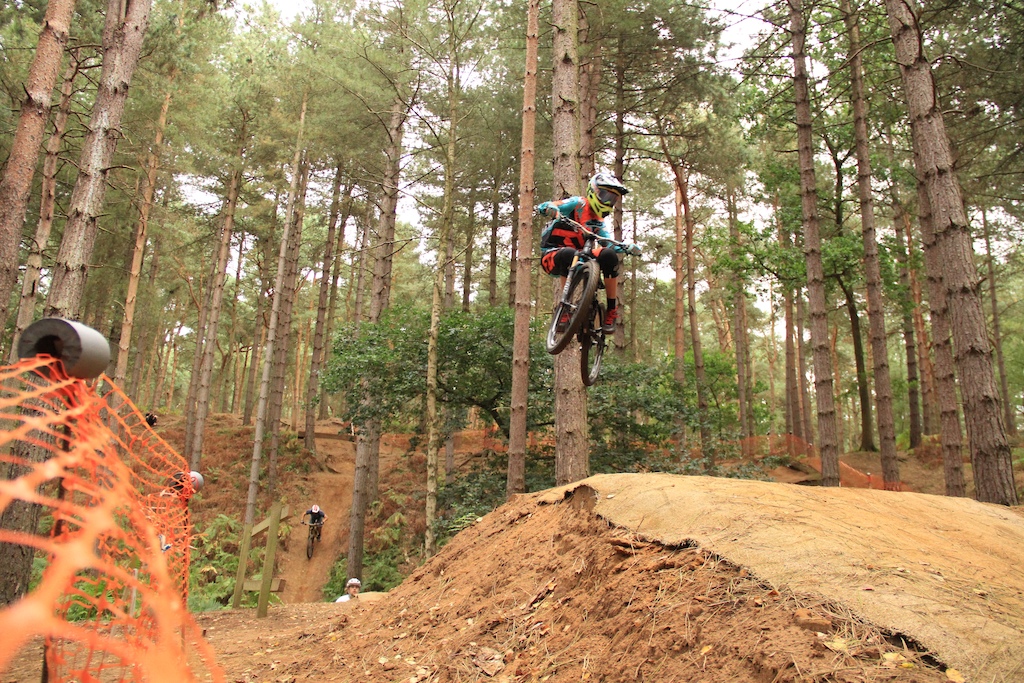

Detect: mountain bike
544,217,640,386
303,521,324,559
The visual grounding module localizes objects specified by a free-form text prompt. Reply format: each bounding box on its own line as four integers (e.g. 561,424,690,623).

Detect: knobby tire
580,303,606,385
546,260,600,355
306,527,315,559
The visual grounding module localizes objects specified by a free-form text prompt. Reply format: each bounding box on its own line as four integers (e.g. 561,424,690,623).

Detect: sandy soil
3,422,1022,683
189,470,1024,683
187,474,1024,683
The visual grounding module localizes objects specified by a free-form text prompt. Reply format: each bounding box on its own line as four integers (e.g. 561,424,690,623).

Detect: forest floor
3,416,1023,683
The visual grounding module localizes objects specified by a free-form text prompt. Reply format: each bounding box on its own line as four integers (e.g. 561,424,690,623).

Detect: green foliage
433,450,553,548
323,306,552,436
187,514,272,612
322,492,412,600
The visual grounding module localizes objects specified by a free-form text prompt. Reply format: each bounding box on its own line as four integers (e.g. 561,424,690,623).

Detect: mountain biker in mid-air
536,171,634,334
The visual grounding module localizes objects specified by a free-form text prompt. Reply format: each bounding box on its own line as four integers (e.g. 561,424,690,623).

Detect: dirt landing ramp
541,473,1024,682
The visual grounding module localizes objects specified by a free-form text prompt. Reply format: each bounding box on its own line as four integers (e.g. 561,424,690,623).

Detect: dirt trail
277,432,414,604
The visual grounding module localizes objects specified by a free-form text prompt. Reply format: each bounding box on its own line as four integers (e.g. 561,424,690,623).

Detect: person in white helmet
303,504,326,542
335,577,361,602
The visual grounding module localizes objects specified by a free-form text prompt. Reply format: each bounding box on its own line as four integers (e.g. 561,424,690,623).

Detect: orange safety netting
0,355,223,682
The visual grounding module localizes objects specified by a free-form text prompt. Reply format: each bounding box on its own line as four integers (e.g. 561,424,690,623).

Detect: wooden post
257,501,283,618
230,522,254,609
230,504,290,609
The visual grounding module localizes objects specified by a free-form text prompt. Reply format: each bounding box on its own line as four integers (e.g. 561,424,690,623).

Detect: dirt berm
546,473,1024,682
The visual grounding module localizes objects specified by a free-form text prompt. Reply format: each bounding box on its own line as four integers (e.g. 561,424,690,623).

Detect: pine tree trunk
0,0,77,344
551,0,588,486
426,33,462,557
507,0,539,497
577,5,598,181
45,0,154,320
244,93,308,529
189,148,244,470
907,227,938,434
267,162,308,496
844,0,899,487
9,52,79,363
839,278,875,452
684,175,711,464
227,233,245,414
318,183,352,421
790,0,839,485
728,189,751,451
886,0,1017,505
461,203,474,312
488,179,500,307
981,209,1016,436
916,180,966,497
349,93,407,580
661,139,687,386
242,246,268,426
305,166,344,453
779,207,803,448
892,199,923,448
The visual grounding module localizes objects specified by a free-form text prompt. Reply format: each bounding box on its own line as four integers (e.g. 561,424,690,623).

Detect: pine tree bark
844,0,899,486
318,183,353,421
9,52,80,363
728,188,751,451
349,93,408,581
189,138,245,470
837,278,875,452
907,225,938,434
790,0,839,485
779,209,803,451
304,166,344,454
916,180,966,497
0,0,77,345
796,290,814,445
243,93,308,534
114,88,171,386
886,0,1017,505
891,203,922,449
660,136,686,386
45,0,154,320
551,0,589,486
683,174,711,464
507,0,540,497
267,162,308,495
981,208,1016,436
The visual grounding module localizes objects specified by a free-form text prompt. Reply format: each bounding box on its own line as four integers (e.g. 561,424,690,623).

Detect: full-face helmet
586,171,630,218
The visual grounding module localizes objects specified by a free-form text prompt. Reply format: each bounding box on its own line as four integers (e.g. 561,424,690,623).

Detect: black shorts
541,247,619,279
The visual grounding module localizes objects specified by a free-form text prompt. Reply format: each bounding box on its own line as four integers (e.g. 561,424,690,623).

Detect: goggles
595,187,621,206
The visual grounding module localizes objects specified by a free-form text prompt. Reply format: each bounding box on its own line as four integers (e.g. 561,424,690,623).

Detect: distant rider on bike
304,504,326,540
536,171,633,334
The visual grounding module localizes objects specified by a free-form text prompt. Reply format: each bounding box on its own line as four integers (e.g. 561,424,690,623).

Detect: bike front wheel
580,302,606,386
546,260,599,355
306,530,315,559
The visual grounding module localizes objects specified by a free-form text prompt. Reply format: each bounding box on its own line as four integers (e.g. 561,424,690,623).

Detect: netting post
14,319,110,683
256,502,284,618
17,318,111,379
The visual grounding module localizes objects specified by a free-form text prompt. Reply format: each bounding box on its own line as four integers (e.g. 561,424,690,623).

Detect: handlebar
553,216,642,256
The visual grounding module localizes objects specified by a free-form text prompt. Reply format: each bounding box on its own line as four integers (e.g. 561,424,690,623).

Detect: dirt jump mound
197,472,1023,683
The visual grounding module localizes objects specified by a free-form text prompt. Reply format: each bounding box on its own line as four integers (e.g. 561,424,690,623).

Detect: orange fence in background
0,355,223,682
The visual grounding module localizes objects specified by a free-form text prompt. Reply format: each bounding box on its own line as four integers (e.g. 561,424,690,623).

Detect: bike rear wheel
580,302,606,386
546,260,599,355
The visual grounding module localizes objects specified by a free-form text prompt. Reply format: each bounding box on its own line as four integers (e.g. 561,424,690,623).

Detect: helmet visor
596,187,621,206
